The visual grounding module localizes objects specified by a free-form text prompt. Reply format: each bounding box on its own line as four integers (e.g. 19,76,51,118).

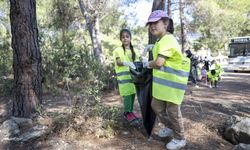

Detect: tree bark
179,0,188,53
93,10,103,61
10,0,42,118
148,0,166,60
79,0,103,61
149,0,166,45
167,0,172,17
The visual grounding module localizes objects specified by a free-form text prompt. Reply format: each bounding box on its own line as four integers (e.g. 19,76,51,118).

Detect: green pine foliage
191,0,250,54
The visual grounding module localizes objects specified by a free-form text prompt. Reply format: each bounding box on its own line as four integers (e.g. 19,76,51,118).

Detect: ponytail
162,17,174,34
122,44,126,56
130,43,136,62
167,18,174,34
121,43,135,62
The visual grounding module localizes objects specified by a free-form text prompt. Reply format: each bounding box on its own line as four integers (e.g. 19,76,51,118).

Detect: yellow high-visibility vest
207,71,218,81
152,34,190,105
215,63,224,77
113,47,139,96
211,63,224,77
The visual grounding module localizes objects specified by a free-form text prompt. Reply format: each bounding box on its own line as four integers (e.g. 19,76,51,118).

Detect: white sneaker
166,139,186,150
158,128,173,138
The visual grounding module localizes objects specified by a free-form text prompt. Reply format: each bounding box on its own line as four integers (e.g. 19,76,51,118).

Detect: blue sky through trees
120,0,180,27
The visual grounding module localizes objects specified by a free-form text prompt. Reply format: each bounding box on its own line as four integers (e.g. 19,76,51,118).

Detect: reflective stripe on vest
159,66,189,78
118,79,132,84
151,34,190,104
116,71,130,76
153,76,187,90
113,47,136,96
116,71,132,84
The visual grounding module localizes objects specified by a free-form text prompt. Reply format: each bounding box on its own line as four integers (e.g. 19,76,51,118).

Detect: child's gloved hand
145,44,154,51
123,62,136,69
142,58,152,68
143,62,150,68
142,44,154,56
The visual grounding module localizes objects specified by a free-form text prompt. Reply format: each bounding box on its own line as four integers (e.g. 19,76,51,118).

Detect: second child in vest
144,10,190,150
207,69,218,88
210,60,224,80
113,29,140,123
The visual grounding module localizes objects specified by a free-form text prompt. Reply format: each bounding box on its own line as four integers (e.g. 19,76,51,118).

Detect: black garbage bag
130,61,156,137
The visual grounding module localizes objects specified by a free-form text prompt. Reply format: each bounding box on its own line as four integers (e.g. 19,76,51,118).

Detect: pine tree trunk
179,0,188,53
149,0,166,45
149,0,166,60
79,0,102,61
93,11,103,61
167,0,172,17
10,0,42,118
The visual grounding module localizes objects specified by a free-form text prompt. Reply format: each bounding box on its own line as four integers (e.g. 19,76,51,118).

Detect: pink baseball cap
146,10,169,25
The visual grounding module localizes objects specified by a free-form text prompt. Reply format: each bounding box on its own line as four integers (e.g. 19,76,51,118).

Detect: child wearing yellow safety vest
211,60,224,80
208,60,224,88
113,29,140,123
143,10,190,150
207,69,218,88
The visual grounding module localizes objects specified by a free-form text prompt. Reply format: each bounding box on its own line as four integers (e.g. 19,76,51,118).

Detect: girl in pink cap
144,10,190,150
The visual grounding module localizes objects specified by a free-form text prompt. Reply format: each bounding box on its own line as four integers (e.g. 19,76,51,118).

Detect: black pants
189,66,197,84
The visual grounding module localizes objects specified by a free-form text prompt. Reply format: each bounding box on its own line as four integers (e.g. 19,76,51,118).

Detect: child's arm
148,55,166,69
116,57,136,69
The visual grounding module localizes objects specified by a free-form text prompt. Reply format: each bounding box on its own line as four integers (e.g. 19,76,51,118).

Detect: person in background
210,60,224,81
201,65,208,86
143,10,190,150
113,29,140,123
204,56,210,71
207,69,218,88
185,50,199,87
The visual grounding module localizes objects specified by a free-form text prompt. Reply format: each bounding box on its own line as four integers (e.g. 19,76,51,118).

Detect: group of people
185,50,224,88
113,10,189,150
113,10,225,150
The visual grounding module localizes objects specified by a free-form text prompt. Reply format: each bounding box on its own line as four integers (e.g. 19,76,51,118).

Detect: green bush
40,30,115,91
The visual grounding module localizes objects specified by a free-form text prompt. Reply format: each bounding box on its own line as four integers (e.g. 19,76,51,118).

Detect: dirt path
1,72,249,150
99,72,250,150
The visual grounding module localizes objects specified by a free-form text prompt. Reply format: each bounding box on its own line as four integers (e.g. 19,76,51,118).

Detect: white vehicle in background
227,36,250,71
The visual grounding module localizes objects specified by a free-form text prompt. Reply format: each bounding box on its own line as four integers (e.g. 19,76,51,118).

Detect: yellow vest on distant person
113,47,139,96
152,34,190,105
207,71,218,81
210,63,224,77
215,63,223,77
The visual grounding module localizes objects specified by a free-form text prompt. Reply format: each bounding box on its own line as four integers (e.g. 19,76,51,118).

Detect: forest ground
1,71,250,150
